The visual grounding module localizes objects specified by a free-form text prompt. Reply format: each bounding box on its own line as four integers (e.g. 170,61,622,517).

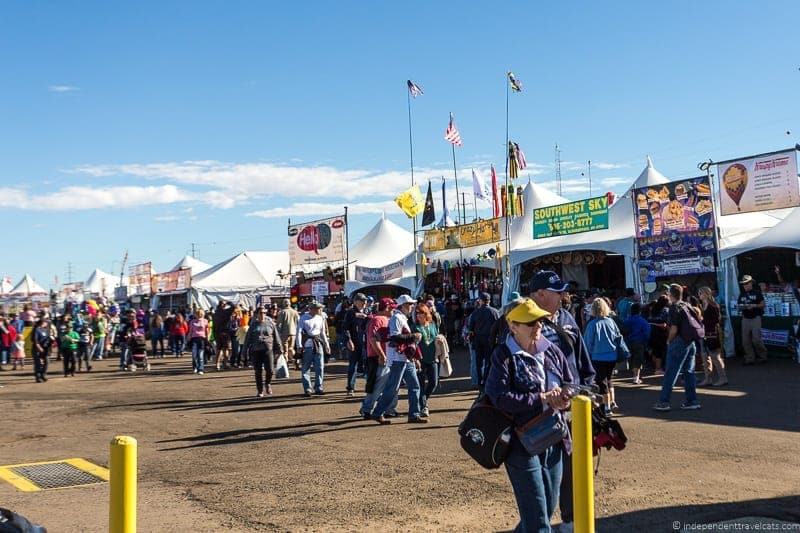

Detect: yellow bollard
571,396,595,533
109,436,137,533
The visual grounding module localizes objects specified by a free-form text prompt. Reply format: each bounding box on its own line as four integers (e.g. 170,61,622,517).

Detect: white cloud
247,200,398,219
601,177,632,187
0,185,192,210
48,85,80,93
154,215,180,222
592,161,629,171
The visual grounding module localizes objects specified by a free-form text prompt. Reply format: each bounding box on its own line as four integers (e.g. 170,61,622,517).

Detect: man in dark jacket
342,293,370,396
466,292,499,388
528,270,595,533
243,307,283,398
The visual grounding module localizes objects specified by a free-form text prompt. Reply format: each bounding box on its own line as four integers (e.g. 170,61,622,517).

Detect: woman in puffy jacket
170,313,189,357
584,298,624,416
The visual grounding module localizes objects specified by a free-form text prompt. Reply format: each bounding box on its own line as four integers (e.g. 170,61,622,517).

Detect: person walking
343,293,370,397
32,319,51,382
150,313,166,358
243,307,283,398
698,287,728,386
371,295,427,425
1,316,18,371
213,301,234,371
653,284,702,411
170,313,188,357
737,275,768,365
466,292,500,389
622,303,651,385
76,320,94,372
235,311,250,368
584,298,625,416
92,312,108,360
60,322,79,377
412,302,439,418
276,299,299,371
485,298,574,533
359,298,398,419
188,309,209,375
296,302,330,396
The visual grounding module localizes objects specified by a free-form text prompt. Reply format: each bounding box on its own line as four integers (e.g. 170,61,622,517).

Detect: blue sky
1,1,799,289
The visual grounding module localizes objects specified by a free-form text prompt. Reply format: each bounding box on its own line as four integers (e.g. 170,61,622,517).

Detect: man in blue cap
528,270,595,533
465,292,499,389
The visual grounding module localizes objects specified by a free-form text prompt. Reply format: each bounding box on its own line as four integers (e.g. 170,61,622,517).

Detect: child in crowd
77,322,94,372
11,335,25,370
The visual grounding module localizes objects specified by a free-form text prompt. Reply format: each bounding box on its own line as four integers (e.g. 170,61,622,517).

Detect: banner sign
761,328,790,347
533,196,609,239
717,149,799,215
128,262,153,296
151,269,191,293
634,176,717,279
423,218,501,252
355,260,405,283
288,215,347,266
311,280,329,298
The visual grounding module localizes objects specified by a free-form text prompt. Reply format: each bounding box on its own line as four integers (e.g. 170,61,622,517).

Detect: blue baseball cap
530,271,569,292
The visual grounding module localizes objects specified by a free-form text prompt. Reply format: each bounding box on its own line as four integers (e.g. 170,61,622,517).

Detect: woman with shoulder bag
584,298,625,416
698,287,727,386
485,298,574,533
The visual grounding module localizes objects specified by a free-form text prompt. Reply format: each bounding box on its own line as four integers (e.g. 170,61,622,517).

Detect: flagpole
407,85,420,285
473,193,478,221
452,142,462,224
504,73,512,300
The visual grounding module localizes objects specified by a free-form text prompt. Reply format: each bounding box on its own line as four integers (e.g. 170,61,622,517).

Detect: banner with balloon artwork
288,214,347,266
717,149,800,215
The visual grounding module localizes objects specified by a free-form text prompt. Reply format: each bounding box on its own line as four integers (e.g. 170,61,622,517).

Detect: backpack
677,303,705,343
458,396,513,469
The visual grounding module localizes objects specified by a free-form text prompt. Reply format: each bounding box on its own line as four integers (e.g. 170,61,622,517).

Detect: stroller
128,331,151,372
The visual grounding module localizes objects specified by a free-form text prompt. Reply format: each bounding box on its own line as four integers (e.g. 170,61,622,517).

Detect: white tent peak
191,251,289,292
10,274,46,295
171,255,211,275
631,157,669,190
350,216,414,268
646,155,653,168
84,269,119,296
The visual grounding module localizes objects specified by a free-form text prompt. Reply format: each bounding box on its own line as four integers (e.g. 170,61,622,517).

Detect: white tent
171,255,211,275
0,277,12,294
508,158,670,297
344,213,417,296
718,209,794,261
10,274,47,295
84,268,120,298
190,251,289,308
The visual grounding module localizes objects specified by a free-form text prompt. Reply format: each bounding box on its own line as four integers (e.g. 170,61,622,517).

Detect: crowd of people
0,268,772,533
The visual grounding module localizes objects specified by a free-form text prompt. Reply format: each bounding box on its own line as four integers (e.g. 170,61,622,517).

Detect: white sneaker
198,371,204,375
193,369,198,374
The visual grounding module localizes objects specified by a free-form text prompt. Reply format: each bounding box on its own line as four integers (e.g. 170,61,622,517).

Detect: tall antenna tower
554,143,562,196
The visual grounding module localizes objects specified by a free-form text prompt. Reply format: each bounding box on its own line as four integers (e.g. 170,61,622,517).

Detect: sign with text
533,196,609,239
151,269,191,293
354,260,405,284
717,149,799,215
128,262,153,296
634,176,718,279
311,280,329,298
288,215,347,266
423,218,501,252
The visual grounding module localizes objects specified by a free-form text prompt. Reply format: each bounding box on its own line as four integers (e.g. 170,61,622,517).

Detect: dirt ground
1,349,798,532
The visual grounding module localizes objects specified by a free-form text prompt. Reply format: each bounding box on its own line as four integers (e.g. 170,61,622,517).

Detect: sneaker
420,407,430,418
610,401,619,410
198,371,204,375
632,377,642,385
266,385,273,396
304,390,312,397
145,363,151,372
373,416,391,425
360,411,372,420
314,390,324,396
408,417,429,424
385,411,399,418
346,390,354,397
257,392,265,398
680,401,701,410
652,402,671,412
193,369,198,374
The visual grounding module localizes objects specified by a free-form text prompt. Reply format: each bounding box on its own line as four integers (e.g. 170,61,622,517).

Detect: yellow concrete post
571,396,595,533
109,436,137,533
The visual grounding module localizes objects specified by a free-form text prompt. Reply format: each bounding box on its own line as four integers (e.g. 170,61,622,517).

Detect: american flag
508,71,522,92
444,113,462,146
407,80,423,98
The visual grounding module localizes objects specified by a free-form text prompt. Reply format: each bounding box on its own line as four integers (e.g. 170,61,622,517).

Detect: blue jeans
659,337,697,404
361,363,398,415
0,348,8,365
469,343,480,386
373,360,421,419
92,338,105,359
301,346,324,393
191,338,205,372
505,439,563,533
119,344,129,369
346,344,363,391
419,361,439,409
172,335,184,356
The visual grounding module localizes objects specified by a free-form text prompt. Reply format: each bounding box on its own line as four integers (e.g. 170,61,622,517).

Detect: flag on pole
407,80,423,98
439,177,456,227
514,142,527,170
472,168,491,203
422,180,436,226
490,165,500,217
444,113,462,146
509,141,527,179
394,185,425,218
508,71,522,92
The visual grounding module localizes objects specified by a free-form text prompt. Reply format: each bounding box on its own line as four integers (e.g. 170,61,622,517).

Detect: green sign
533,195,609,239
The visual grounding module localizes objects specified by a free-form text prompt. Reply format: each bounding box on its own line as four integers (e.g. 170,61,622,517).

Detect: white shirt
296,313,328,350
386,309,411,364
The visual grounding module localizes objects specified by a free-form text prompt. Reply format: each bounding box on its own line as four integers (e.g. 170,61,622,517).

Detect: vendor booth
189,251,290,309
344,213,417,298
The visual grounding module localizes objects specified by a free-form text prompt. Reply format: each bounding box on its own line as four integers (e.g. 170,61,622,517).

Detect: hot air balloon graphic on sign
722,163,748,212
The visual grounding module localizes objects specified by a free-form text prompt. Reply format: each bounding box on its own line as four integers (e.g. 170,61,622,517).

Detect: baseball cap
395,294,417,306
309,301,325,309
353,292,368,302
377,297,396,312
740,275,753,284
530,271,569,292
506,298,551,323
479,292,491,302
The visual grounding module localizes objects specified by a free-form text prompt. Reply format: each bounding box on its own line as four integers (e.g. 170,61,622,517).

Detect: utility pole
555,144,562,196
191,243,197,259
588,160,592,196
66,262,74,284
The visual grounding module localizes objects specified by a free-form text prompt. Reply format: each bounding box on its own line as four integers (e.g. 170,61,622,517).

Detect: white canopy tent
0,277,13,294
190,251,290,309
508,158,670,298
171,255,211,275
84,268,120,298
344,213,417,296
10,274,47,295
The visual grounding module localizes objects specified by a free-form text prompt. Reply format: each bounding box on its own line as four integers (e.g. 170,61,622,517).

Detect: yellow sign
423,218,501,252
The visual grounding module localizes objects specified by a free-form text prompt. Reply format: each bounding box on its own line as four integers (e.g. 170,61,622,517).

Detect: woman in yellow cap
485,298,575,533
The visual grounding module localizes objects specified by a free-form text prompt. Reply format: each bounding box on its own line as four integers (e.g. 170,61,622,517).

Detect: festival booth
509,159,669,297
1,274,49,312
190,251,290,310
149,256,212,311
344,213,416,299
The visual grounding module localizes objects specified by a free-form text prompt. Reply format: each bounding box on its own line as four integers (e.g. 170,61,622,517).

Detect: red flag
491,165,500,217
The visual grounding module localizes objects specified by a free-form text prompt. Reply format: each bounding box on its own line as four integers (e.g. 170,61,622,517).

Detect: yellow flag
394,185,424,218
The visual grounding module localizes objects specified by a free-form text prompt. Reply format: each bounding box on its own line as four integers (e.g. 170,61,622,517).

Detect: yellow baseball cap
506,298,550,324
